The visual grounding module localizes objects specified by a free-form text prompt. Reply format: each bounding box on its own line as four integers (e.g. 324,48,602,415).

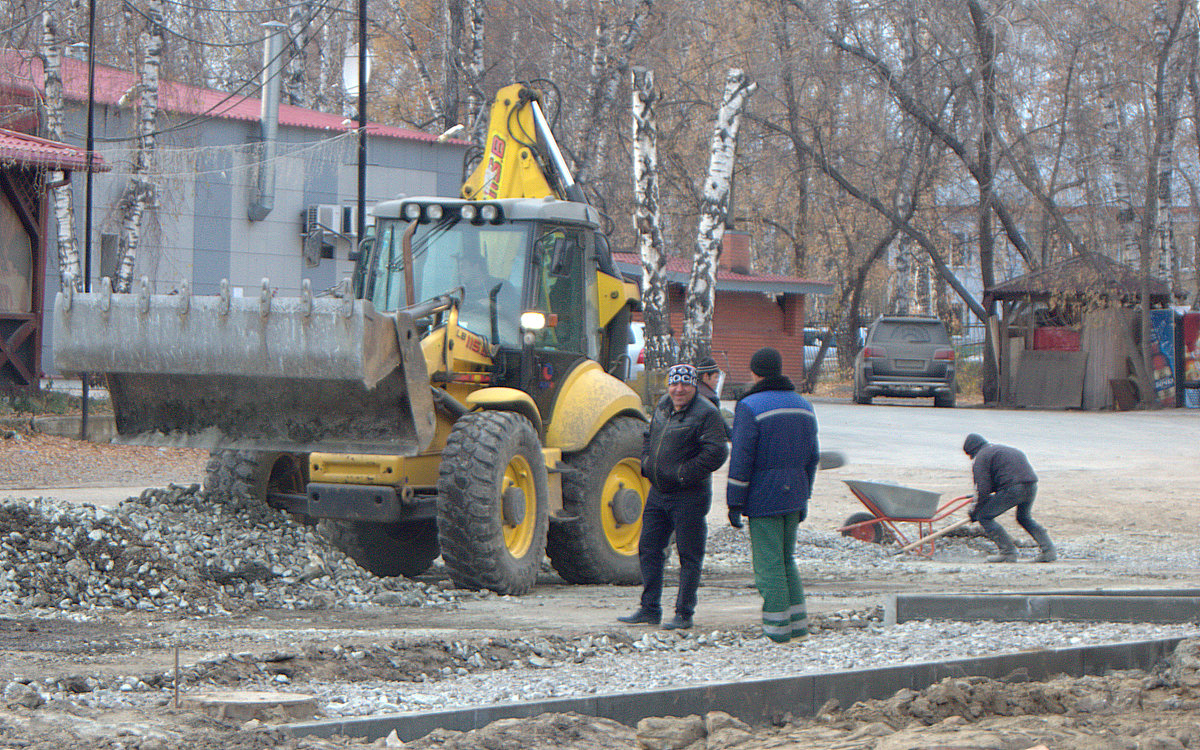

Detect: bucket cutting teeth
53,277,435,454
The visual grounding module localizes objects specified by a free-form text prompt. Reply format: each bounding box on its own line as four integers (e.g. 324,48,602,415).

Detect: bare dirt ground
1,400,1199,748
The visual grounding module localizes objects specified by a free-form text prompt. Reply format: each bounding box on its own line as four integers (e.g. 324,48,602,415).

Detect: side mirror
350,236,374,263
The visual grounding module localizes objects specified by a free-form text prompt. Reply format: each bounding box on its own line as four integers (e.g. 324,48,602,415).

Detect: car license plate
894,359,924,369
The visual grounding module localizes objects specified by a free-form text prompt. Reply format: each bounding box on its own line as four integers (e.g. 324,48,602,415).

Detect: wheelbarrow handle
893,516,973,555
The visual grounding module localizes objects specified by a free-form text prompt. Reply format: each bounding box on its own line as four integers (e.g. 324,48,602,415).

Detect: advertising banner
1149,309,1176,407
1182,312,1200,408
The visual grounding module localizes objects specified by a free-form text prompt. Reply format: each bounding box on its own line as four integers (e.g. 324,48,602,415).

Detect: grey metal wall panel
40,96,465,377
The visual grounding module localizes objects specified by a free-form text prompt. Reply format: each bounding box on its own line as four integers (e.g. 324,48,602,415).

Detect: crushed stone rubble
0,483,1197,724
0,485,472,617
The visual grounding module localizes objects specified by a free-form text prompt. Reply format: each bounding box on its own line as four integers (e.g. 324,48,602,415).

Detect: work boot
1026,527,1057,563
661,615,692,630
984,528,1018,563
617,608,661,625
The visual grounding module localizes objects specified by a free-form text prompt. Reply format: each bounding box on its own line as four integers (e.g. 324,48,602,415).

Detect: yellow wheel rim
600,458,644,555
501,454,537,557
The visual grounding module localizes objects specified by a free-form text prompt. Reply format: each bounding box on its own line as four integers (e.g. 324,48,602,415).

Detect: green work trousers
748,511,808,643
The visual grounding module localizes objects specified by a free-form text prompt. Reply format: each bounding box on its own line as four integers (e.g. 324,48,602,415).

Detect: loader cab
361,198,611,416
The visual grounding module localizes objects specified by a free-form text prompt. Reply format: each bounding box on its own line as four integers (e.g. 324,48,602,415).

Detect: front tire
841,512,883,544
547,416,646,585
317,519,439,578
436,411,549,595
204,450,307,504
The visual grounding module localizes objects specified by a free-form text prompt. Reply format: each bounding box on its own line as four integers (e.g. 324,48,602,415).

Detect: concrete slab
284,636,1188,742
891,590,1200,625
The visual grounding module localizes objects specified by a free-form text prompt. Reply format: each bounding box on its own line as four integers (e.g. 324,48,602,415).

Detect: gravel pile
0,485,467,616
2,482,1198,724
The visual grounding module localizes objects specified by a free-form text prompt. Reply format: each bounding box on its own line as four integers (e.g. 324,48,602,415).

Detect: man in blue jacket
726,347,819,643
618,363,728,631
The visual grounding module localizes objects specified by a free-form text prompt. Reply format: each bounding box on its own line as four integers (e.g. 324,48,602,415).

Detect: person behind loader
618,363,728,630
962,433,1056,563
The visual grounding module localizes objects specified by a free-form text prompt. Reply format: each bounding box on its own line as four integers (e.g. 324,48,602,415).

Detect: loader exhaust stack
53,277,436,455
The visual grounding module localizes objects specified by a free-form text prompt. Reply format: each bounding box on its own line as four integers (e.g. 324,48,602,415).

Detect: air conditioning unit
341,204,375,237
304,204,339,236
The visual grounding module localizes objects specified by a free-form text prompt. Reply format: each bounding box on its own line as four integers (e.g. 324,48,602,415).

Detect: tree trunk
682,69,755,363
396,8,446,127
968,0,1000,404
463,0,487,149
39,8,82,292
632,68,672,373
574,1,651,187
114,0,164,293
284,0,316,106
442,0,465,134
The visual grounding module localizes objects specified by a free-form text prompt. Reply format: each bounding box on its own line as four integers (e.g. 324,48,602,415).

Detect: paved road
812,398,1198,474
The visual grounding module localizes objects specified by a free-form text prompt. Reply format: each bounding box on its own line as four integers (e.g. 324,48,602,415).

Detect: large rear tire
204,450,307,504
547,416,646,585
436,411,549,595
316,519,439,578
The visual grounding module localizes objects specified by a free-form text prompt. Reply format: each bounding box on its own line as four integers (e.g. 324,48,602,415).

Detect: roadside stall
983,254,1172,410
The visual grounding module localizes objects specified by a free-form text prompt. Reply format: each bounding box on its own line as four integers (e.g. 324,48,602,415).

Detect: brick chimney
720,230,752,275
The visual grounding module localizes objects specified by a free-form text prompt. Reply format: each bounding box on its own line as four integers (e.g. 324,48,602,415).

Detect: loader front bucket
53,280,436,455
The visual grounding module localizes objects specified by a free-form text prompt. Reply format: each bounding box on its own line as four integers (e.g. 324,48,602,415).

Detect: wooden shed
983,254,1172,410
0,128,105,392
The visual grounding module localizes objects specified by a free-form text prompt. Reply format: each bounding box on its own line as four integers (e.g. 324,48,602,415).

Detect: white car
622,322,680,380
626,322,646,380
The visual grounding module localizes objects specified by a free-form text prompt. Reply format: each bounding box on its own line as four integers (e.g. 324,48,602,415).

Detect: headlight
459,204,477,221
403,203,422,221
479,204,499,222
520,311,546,330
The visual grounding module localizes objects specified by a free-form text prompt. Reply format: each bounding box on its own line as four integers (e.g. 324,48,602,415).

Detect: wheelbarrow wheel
842,512,883,544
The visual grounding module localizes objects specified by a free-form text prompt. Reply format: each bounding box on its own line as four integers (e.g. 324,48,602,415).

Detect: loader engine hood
52,281,436,455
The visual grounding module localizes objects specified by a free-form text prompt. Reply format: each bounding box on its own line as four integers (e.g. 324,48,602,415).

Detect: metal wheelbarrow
838,479,973,556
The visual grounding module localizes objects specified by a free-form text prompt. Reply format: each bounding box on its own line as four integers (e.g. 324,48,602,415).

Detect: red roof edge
0,127,107,171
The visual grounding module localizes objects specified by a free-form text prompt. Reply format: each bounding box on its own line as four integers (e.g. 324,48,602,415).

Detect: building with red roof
0,48,466,378
612,231,832,386
0,128,107,390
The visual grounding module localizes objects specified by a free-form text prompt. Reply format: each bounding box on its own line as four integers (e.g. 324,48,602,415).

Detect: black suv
853,316,956,407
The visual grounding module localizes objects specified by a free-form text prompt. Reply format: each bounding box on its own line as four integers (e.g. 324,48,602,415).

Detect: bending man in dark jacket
963,433,1056,563
726,347,819,643
618,363,728,631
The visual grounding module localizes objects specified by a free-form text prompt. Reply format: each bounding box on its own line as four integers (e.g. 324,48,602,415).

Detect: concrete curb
283,636,1186,743
0,415,116,441
889,589,1200,625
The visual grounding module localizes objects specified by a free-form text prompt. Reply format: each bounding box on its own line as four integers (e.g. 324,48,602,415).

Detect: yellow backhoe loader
53,83,650,595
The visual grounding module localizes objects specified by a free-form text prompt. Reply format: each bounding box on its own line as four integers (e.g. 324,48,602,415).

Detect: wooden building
983,254,1172,410
0,128,105,392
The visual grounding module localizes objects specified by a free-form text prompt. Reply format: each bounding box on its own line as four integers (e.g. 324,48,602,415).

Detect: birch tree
284,0,318,106
38,5,82,292
681,69,754,363
632,67,672,372
113,0,165,293
574,1,652,187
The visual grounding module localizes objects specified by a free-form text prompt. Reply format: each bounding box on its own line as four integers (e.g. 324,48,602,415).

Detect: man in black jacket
963,433,1056,563
618,363,728,630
